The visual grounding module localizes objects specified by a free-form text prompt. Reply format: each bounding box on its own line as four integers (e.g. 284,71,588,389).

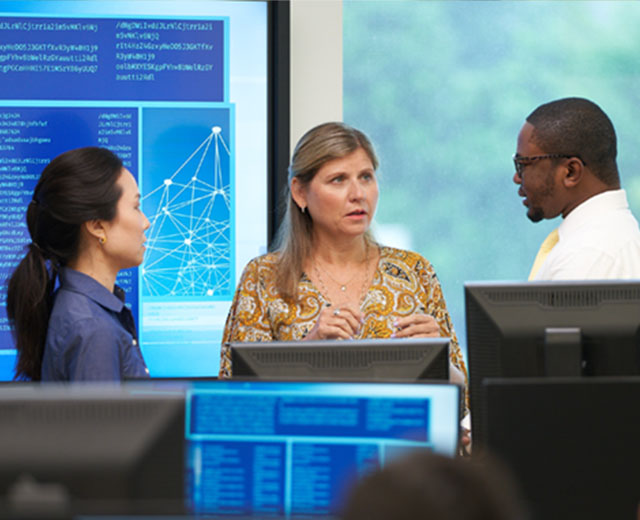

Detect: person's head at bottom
340,451,527,520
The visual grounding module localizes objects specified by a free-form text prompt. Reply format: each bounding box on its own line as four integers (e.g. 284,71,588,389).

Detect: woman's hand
393,313,440,338
460,414,472,456
305,304,362,340
460,425,472,456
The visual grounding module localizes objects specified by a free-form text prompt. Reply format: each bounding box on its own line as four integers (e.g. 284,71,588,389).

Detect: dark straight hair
6,147,124,380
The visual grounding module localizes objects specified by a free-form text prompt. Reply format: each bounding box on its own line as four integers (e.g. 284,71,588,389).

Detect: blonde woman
220,122,466,392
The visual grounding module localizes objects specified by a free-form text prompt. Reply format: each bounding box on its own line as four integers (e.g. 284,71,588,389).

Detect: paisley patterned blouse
220,245,467,385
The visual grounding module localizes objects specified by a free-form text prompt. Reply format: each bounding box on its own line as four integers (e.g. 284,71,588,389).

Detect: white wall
290,0,343,150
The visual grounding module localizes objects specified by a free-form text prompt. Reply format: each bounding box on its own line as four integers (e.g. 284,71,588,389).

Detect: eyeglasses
512,154,586,176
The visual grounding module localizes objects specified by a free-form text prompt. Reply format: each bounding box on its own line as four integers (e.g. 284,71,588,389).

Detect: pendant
341,285,346,291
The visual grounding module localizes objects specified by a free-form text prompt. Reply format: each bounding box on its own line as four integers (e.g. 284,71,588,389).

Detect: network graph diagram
141,122,232,298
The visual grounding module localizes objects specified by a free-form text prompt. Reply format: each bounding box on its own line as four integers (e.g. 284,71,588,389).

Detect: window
344,0,640,355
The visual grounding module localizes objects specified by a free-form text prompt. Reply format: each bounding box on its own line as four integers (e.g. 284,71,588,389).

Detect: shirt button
145,368,150,374
132,339,137,346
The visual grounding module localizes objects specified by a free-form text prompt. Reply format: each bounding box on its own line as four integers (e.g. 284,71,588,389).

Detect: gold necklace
313,242,373,305
314,241,369,292
315,265,357,292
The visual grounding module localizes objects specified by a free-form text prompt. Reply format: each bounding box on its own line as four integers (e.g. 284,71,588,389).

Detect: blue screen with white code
0,1,269,380
183,380,460,517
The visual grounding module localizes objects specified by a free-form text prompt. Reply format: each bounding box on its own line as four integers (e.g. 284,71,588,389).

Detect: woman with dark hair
220,122,467,389
6,147,151,381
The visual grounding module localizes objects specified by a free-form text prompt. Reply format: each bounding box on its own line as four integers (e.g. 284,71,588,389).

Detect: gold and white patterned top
220,245,467,386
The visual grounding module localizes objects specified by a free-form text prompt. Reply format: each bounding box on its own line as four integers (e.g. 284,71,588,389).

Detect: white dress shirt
534,189,640,280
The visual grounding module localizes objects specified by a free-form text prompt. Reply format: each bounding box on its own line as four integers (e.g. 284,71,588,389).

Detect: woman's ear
290,177,307,212
84,219,107,244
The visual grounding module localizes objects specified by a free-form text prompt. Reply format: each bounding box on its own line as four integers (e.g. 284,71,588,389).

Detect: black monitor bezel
0,384,186,517
481,376,640,519
464,279,640,444
228,336,451,382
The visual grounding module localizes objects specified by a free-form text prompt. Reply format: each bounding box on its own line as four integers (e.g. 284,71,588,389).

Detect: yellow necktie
528,228,559,280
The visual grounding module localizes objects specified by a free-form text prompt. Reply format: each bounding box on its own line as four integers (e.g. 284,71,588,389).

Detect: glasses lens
513,158,521,174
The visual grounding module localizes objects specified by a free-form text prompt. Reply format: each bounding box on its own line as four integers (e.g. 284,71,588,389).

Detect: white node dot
164,179,172,186
212,126,221,134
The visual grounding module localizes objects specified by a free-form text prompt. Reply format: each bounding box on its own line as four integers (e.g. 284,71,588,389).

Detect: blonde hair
272,122,379,300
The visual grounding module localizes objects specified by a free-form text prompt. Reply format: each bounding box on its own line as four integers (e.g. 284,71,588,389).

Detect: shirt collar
58,267,126,313
558,189,628,240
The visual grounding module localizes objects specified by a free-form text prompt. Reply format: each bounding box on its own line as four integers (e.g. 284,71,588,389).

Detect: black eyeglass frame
512,153,586,175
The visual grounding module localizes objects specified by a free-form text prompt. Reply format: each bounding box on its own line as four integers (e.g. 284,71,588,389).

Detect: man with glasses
513,97,640,280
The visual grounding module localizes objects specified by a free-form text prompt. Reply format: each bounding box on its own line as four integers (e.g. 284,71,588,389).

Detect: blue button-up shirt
41,267,150,381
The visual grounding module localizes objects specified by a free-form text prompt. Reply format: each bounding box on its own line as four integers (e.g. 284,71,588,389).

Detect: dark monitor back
482,377,640,520
465,280,640,441
0,384,185,518
229,337,450,381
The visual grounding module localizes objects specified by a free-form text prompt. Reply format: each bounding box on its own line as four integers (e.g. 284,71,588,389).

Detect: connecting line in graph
141,126,231,297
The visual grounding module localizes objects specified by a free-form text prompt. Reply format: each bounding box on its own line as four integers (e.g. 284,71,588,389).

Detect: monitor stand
544,327,582,376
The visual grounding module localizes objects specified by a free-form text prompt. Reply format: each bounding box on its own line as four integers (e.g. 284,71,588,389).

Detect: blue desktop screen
183,380,461,517
0,1,270,380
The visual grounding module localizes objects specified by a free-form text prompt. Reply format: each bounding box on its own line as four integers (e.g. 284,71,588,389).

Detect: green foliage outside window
344,0,640,356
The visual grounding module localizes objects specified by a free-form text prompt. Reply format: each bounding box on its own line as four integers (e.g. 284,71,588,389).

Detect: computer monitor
0,384,186,518
229,337,451,381
482,377,640,520
464,280,640,442
184,379,461,518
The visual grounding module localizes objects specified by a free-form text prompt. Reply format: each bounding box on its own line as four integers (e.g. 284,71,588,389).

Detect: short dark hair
526,97,619,187
340,451,527,520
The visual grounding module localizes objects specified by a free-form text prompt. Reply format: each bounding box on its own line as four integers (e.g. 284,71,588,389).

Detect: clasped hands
305,304,440,341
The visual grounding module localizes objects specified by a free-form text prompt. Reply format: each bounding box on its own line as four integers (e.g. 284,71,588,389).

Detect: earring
301,206,306,214
99,236,107,245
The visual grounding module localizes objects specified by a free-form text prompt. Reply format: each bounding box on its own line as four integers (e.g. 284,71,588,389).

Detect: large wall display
0,1,272,379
